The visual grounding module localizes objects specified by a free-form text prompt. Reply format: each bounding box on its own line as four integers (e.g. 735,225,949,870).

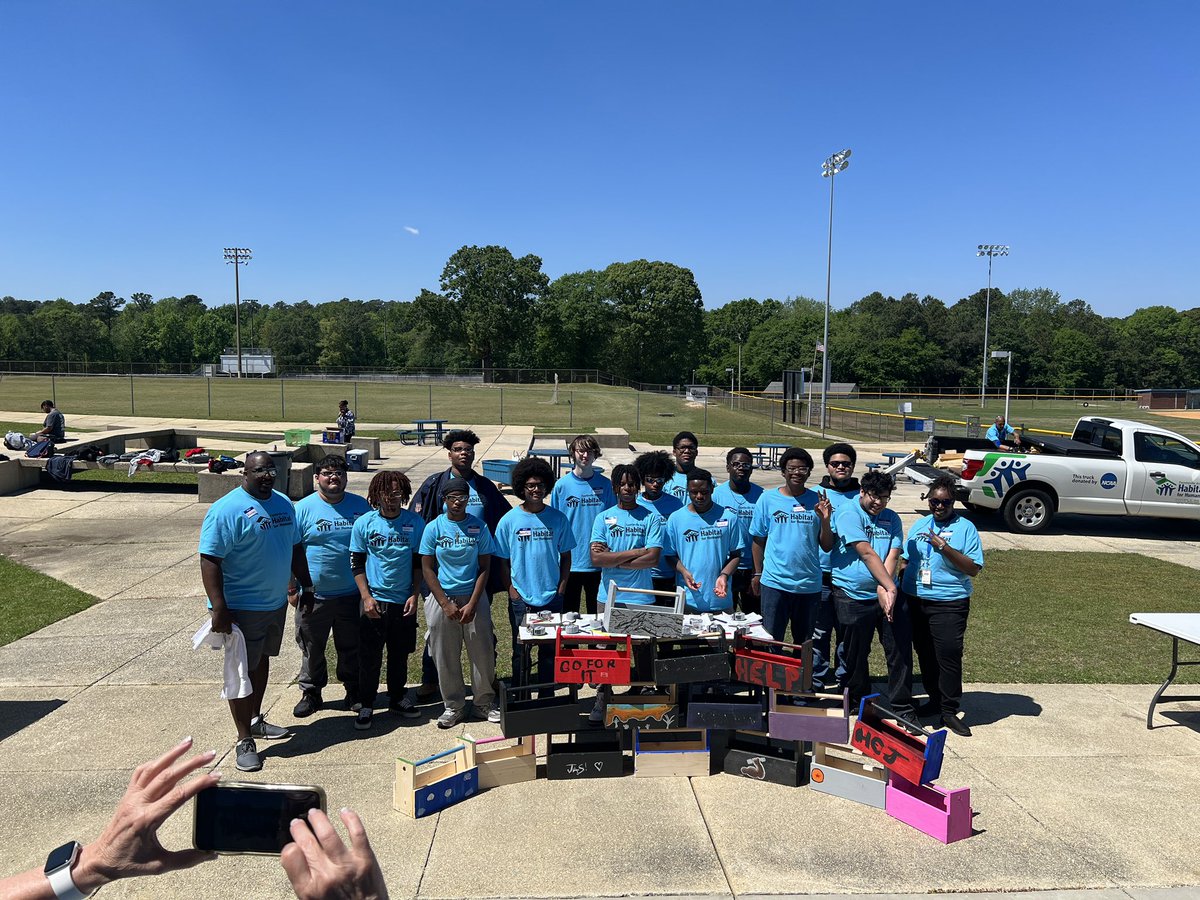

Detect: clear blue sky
2,2,1196,317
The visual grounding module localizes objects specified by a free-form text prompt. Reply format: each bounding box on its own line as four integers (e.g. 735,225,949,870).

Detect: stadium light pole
821,148,851,437
726,367,735,410
991,350,1013,425
976,244,1009,407
223,247,252,377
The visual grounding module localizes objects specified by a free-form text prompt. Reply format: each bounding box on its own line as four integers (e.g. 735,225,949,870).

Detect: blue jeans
508,592,564,687
810,577,847,691
758,584,821,650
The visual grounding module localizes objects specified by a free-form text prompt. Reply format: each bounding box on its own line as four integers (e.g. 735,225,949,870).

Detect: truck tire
1003,488,1055,534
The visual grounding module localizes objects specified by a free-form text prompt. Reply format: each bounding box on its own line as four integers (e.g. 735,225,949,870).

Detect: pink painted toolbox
885,770,973,844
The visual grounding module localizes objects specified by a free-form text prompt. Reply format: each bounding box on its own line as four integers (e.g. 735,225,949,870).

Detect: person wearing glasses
549,434,615,615
811,442,861,690
902,475,983,737
665,431,700,502
420,477,499,728
494,457,573,686
199,450,312,772
749,447,834,643
348,470,425,730
831,470,916,726
634,450,683,593
290,455,371,720
713,447,763,615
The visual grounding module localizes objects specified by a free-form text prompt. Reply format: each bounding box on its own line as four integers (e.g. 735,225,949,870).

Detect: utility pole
223,247,252,377
820,149,851,438
976,244,1009,407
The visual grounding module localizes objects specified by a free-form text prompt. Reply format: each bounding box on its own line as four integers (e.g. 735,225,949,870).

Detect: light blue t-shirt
589,503,664,605
350,508,425,604
818,484,861,572
199,487,301,611
550,471,614,573
442,475,486,518
637,492,683,579
748,487,824,594
665,471,691,503
294,492,371,596
494,506,574,607
712,481,763,571
901,513,984,601
419,513,496,596
985,423,1016,446
664,504,739,612
831,501,903,601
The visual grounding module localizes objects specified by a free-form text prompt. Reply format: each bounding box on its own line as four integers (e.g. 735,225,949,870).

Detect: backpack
25,440,53,459
4,431,30,452
208,458,229,474
160,448,180,462
76,446,101,462
189,453,211,465
46,454,76,483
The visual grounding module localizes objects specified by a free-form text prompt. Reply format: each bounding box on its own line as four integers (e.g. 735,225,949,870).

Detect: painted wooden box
768,688,851,744
653,636,731,684
605,688,681,730
808,741,887,808
850,694,945,785
732,634,812,694
554,631,633,686
545,729,625,780
886,771,973,843
685,685,766,730
601,581,687,638
393,745,478,819
459,734,537,790
721,729,807,787
499,681,584,739
634,728,712,778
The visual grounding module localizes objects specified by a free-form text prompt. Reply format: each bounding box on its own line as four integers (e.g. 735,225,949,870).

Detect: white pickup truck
913,417,1200,534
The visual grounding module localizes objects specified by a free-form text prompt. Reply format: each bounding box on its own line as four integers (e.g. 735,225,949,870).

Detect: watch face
44,840,80,874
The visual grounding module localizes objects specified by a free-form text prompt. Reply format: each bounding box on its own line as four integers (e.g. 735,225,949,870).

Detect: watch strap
47,862,88,900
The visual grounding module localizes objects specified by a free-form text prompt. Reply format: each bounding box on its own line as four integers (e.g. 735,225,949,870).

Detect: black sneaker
235,738,262,772
355,707,373,730
344,694,362,713
942,712,972,737
293,693,322,718
250,715,293,740
916,700,940,717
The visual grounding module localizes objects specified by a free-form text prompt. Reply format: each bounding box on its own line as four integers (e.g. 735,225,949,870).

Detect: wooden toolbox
653,635,731,684
885,771,973,843
605,687,680,730
601,582,687,639
732,634,812,694
721,729,807,787
394,745,478,819
768,688,851,744
459,734,537,790
685,684,766,730
850,694,945,786
545,729,625,780
634,728,711,778
809,741,887,808
554,631,633,686
499,681,584,739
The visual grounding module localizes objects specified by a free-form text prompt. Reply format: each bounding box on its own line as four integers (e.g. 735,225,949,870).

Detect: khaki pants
424,593,496,714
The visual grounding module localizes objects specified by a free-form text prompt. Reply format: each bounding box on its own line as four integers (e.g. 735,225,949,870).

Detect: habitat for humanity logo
1155,477,1176,496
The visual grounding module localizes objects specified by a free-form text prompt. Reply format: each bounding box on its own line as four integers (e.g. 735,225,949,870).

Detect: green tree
739,297,824,387
533,270,611,372
698,297,783,386
316,299,385,369
602,260,704,385
86,291,125,332
129,292,154,312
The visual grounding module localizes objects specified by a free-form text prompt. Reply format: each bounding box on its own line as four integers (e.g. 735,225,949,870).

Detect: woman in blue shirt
902,475,983,737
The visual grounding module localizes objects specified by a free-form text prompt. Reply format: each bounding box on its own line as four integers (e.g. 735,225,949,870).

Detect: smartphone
193,782,326,855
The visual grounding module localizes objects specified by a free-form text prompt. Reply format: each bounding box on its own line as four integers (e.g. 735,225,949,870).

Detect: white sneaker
486,703,501,724
436,707,465,730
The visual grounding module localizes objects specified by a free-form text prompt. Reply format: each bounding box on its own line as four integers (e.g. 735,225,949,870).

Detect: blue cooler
346,449,368,472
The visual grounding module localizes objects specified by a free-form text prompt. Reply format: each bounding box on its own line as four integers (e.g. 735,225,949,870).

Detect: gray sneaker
235,738,261,772
485,703,501,724
588,689,608,725
436,707,465,729
250,715,293,740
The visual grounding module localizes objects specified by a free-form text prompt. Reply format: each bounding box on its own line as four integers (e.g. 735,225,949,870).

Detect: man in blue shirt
712,447,763,616
635,450,683,593
199,450,313,772
812,442,861,690
985,415,1022,450
290,455,372,720
549,435,615,615
664,469,741,612
665,431,699,503
589,464,664,606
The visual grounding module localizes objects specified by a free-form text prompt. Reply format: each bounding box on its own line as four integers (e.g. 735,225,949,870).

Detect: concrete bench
349,436,382,459
530,429,630,451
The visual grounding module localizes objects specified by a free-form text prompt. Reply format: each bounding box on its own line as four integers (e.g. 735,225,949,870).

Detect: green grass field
0,556,97,646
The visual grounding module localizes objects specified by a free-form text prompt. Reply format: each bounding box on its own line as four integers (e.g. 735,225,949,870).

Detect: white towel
192,620,253,699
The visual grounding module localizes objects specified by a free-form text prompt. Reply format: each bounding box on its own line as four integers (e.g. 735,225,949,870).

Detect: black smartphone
193,782,326,855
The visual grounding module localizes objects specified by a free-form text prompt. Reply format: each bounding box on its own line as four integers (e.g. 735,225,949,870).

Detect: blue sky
2,2,1196,317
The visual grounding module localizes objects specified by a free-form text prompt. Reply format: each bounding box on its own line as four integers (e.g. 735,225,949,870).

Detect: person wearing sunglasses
902,475,983,737
812,442,861,690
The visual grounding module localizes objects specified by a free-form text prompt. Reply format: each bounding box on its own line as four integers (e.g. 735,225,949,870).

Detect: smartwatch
44,840,88,899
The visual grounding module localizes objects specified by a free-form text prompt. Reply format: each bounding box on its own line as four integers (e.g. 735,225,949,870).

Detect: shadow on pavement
0,698,67,742
962,689,1042,726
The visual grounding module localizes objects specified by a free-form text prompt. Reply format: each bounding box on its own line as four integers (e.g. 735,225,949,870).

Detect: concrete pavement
0,418,1198,898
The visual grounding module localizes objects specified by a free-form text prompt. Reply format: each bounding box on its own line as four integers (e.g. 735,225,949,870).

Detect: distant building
1134,388,1190,410
218,347,276,376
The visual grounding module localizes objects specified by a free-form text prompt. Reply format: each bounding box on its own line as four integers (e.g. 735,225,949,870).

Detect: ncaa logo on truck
1100,473,1118,490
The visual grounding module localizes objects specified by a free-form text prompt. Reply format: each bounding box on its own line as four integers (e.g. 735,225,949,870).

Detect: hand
714,574,728,599
403,594,417,617
877,583,897,622
682,569,701,591
363,596,382,620
815,493,833,522
299,588,316,614
209,605,232,634
750,573,762,597
281,808,388,900
287,586,301,609
460,600,478,625
439,600,462,622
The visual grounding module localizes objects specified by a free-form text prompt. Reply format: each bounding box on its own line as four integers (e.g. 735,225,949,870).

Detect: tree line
2,244,1197,390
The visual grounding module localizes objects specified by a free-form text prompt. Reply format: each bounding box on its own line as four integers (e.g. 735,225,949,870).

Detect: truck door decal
978,456,1031,499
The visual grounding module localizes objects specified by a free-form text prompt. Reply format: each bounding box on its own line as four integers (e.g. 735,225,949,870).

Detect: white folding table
1129,612,1200,729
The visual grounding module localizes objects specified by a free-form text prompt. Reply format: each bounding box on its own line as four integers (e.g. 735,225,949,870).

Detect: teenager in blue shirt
831,471,915,723
902,475,983,737
664,469,741,612
549,434,615,616
495,457,573,687
749,447,834,644
812,442,861,690
712,447,763,616
349,470,425,730
589,464,663,606
665,431,699,503
635,450,683,593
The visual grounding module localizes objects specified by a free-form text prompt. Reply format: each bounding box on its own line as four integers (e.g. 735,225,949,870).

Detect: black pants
294,592,360,701
833,586,914,718
731,569,760,617
906,592,970,716
359,601,417,708
564,570,602,616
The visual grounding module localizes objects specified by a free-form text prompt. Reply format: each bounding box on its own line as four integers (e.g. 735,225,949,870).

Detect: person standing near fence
712,447,763,616
665,431,699,502
811,442,861,691
549,435,614,615
635,450,683,593
337,399,356,439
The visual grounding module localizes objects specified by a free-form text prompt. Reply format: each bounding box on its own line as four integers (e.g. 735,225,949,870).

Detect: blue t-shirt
419,513,496,596
637,492,683,579
712,481,763,571
818,484,861,572
199,487,301,611
664,504,739,612
441,475,487,519
350,509,425,604
549,471,614,573
831,501,903,601
294,492,371,597
901,513,984,601
748,487,824,594
589,503,664,605
665,471,691,503
985,423,1015,446
494,506,574,607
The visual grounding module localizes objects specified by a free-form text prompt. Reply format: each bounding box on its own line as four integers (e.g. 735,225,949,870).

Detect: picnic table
407,419,447,446
1129,612,1200,728
755,442,791,470
529,447,571,477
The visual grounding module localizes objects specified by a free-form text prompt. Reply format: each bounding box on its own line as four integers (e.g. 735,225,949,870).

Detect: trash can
268,450,292,491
